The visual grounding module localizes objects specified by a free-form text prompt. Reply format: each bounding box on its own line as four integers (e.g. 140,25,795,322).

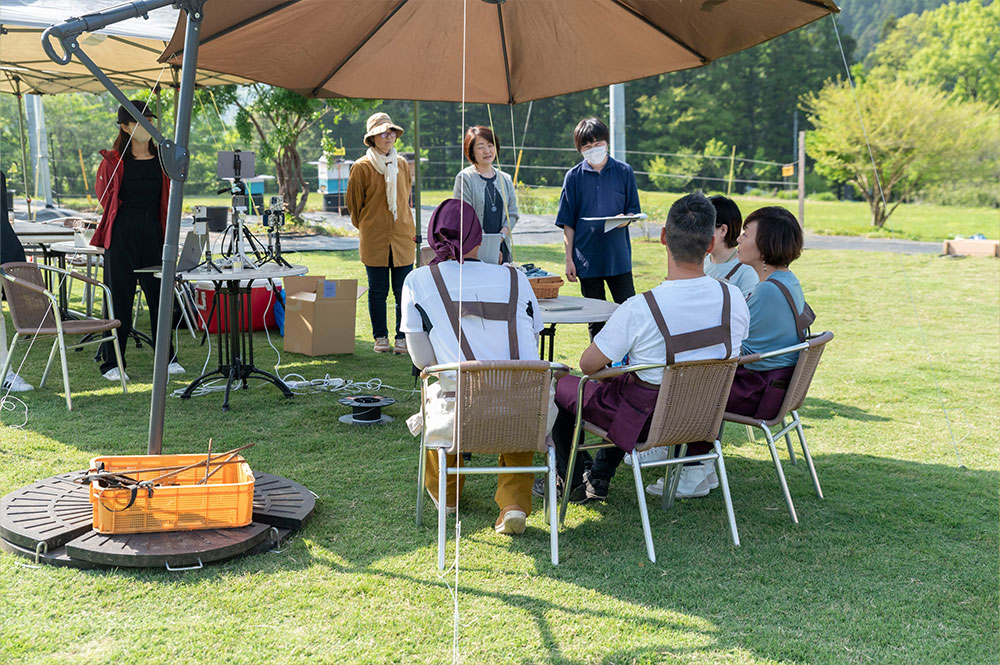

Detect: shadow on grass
797,398,891,422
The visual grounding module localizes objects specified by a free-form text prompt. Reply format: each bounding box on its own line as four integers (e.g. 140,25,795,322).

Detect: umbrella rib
309,0,410,97
608,0,707,64
495,4,514,105
791,0,841,13
165,0,302,60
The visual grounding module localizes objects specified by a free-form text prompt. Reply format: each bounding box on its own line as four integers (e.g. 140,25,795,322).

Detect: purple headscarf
427,198,483,265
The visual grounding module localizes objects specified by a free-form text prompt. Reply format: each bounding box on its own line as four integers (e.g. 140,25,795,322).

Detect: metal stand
179,277,292,411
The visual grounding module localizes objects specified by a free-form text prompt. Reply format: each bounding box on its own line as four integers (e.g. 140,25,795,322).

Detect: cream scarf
366,146,399,221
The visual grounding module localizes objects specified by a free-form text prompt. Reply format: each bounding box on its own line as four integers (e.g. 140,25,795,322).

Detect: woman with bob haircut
728,205,812,419
453,125,519,263
704,195,758,296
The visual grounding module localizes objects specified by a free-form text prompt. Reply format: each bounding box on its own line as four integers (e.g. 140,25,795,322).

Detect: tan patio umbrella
160,0,839,104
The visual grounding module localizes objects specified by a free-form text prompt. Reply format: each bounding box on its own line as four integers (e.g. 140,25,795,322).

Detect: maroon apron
556,281,733,453
429,263,520,360
727,275,815,421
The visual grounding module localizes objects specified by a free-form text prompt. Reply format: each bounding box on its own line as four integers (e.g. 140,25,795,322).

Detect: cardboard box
283,276,367,355
942,238,999,258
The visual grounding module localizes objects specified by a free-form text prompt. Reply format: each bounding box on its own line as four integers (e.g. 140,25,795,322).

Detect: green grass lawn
1,243,998,664
55,189,999,243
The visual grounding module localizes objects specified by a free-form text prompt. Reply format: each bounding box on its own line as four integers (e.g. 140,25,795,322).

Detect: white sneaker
623,446,672,467
645,465,711,499
2,372,34,392
102,367,129,382
167,361,186,375
703,459,719,490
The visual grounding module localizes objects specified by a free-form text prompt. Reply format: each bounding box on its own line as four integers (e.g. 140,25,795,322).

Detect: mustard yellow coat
346,155,416,267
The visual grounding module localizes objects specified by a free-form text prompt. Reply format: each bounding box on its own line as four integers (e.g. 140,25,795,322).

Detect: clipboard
478,233,504,264
580,213,648,233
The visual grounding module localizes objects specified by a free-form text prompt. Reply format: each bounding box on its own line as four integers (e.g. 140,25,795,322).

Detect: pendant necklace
484,177,498,213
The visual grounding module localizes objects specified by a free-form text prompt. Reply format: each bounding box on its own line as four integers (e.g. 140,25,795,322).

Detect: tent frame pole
413,100,422,266
42,0,204,454
12,78,32,220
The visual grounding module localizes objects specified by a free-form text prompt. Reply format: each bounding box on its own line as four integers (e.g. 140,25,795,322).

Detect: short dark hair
463,126,498,164
573,117,609,151
709,195,743,248
744,206,803,266
665,192,716,264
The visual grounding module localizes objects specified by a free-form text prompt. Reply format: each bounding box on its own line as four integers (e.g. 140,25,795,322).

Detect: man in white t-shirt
546,192,750,504
401,199,546,536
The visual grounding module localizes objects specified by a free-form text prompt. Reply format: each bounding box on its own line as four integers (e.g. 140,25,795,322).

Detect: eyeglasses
379,131,397,139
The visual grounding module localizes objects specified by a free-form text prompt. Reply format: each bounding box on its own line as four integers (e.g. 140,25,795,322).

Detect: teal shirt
743,271,806,371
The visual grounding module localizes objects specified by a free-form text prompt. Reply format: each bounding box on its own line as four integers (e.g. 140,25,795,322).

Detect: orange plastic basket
89,454,254,534
529,275,564,300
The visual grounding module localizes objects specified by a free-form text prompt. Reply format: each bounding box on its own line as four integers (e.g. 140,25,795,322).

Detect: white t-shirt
594,275,750,385
400,260,544,364
704,252,759,297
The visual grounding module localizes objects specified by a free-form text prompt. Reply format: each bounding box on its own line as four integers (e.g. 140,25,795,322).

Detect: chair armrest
584,363,665,383
421,361,573,380
745,340,811,363
737,353,761,366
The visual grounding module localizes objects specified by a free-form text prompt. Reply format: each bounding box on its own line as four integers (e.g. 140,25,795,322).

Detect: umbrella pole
13,78,32,220
413,100,422,266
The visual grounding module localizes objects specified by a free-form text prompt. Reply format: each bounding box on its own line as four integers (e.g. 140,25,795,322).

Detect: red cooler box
193,280,282,333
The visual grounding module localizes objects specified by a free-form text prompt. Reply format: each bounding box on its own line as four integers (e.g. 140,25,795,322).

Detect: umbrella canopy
1,0,247,95
162,0,839,104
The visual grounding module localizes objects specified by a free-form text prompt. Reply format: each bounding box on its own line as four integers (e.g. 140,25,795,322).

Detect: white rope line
830,15,965,468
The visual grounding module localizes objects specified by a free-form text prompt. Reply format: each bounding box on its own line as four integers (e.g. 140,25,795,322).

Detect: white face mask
582,144,607,167
129,123,152,145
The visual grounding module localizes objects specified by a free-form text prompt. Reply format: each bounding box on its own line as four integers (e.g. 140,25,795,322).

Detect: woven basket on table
528,275,564,300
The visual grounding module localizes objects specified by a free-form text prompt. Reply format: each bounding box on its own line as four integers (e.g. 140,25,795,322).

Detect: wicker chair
723,331,834,524
560,357,741,562
416,360,568,569
0,262,126,410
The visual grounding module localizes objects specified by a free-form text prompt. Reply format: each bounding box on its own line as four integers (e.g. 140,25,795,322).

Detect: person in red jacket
93,99,182,382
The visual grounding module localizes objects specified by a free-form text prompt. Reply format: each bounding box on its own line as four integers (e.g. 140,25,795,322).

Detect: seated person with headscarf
548,192,750,504
401,199,549,535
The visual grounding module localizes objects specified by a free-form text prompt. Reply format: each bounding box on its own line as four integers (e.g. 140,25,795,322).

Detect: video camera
262,195,285,228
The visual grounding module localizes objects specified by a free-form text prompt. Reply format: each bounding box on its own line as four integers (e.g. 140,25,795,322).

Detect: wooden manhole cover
0,470,92,550
252,472,315,529
65,522,271,568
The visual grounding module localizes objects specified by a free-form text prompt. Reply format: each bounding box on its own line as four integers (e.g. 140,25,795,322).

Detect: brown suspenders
768,277,816,342
643,281,733,365
428,263,521,361
724,263,741,281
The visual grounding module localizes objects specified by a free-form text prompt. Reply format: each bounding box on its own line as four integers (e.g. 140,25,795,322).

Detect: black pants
552,404,627,489
99,212,175,373
365,250,413,340
578,271,635,339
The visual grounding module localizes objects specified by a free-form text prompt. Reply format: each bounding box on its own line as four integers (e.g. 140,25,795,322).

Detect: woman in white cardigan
452,125,519,263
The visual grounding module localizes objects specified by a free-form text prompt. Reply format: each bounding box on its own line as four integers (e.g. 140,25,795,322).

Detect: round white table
536,295,619,361
48,240,103,316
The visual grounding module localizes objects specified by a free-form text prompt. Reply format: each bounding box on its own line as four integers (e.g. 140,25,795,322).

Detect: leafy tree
218,85,376,218
865,0,1000,105
802,78,998,227
837,0,951,57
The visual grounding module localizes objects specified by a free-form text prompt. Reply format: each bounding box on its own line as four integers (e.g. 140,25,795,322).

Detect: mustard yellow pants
424,450,535,515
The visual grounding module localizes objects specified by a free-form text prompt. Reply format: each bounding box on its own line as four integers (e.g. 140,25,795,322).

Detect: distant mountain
837,0,953,56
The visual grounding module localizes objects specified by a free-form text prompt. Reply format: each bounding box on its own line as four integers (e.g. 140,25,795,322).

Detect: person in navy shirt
555,117,641,338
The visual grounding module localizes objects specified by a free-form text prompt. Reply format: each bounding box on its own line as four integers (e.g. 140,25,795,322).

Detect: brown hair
111,125,156,157
744,206,803,266
463,126,498,164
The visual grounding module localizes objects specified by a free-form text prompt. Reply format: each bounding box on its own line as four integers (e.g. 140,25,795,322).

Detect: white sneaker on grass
167,361,185,375
623,446,672,467
645,464,712,499
1,372,34,392
102,367,129,383
704,459,719,490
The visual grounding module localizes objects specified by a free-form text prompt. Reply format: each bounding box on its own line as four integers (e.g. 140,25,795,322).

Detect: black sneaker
532,475,564,499
582,471,609,502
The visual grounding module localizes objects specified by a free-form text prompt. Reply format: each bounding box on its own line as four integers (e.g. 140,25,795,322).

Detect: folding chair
0,262,126,410
724,331,834,524
415,360,568,569
560,357,741,562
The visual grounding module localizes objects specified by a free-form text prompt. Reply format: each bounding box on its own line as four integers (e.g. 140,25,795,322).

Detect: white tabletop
167,262,308,284
537,295,619,325
48,240,104,255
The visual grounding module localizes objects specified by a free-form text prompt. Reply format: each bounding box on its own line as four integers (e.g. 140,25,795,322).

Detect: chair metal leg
111,335,127,395
437,448,447,570
559,432,580,527
793,411,823,499
630,450,656,563
416,439,427,527
714,441,740,546
547,446,559,566
41,338,58,388
764,427,798,523
57,336,72,411
664,443,687,511
0,334,17,389
175,286,197,339
783,417,798,465
745,424,755,443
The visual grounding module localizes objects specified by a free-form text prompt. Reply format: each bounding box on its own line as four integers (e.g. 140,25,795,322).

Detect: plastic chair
560,357,741,562
723,331,834,524
0,262,126,410
415,360,568,569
